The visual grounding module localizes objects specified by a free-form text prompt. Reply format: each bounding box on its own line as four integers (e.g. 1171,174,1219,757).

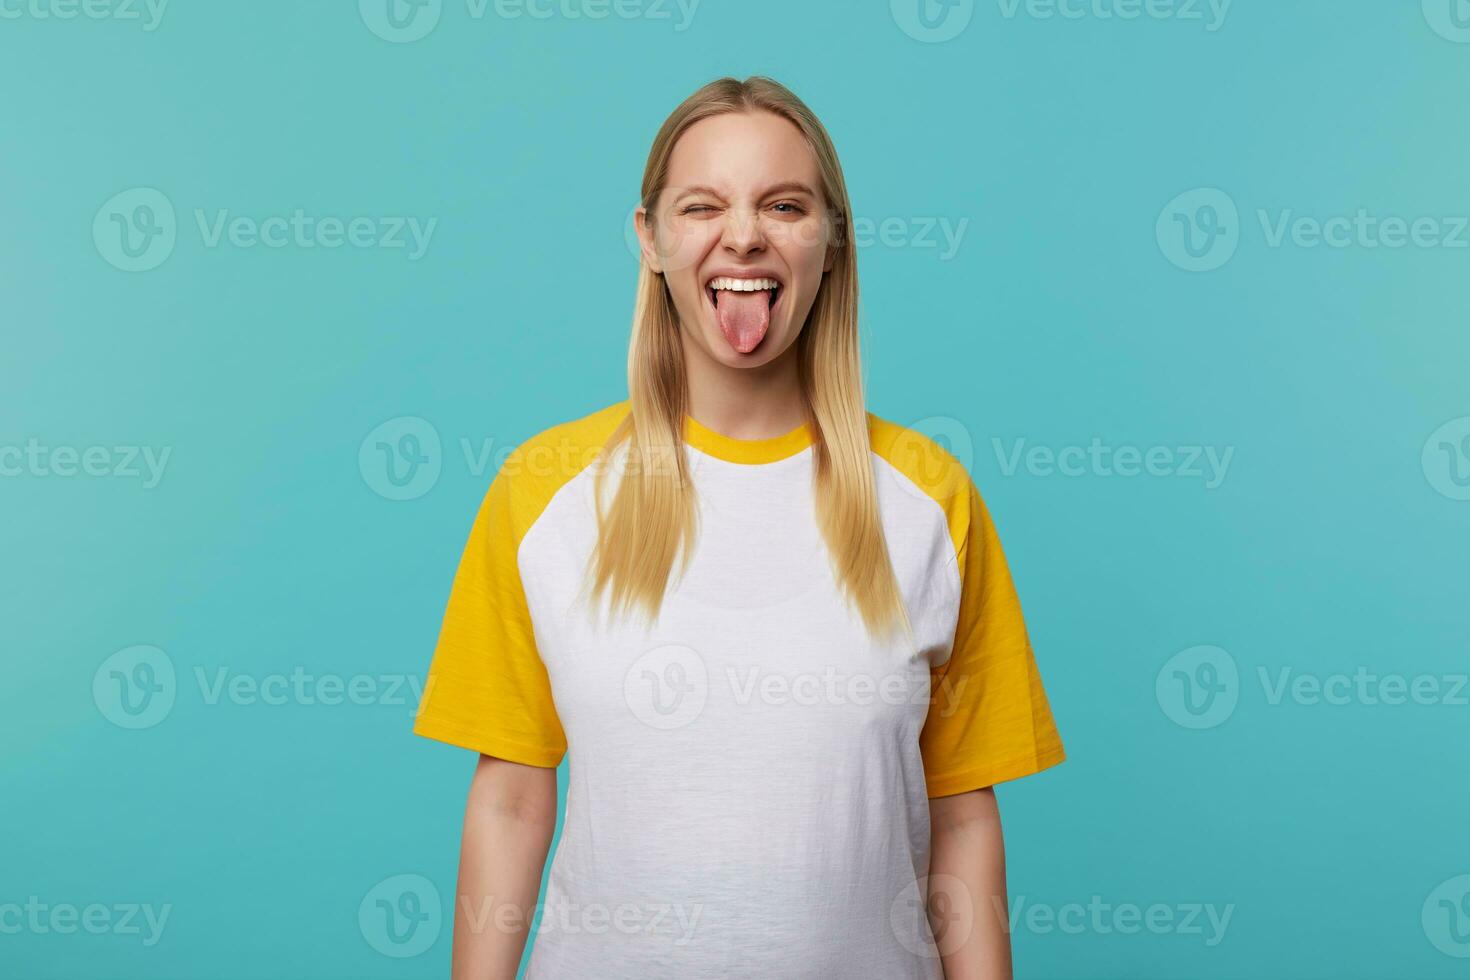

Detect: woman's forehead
665,111,821,194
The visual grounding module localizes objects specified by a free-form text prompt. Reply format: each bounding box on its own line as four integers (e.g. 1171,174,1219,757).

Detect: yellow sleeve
412,454,567,767
920,479,1064,797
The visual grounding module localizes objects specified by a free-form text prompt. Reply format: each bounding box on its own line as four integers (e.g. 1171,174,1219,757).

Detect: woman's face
636,110,836,369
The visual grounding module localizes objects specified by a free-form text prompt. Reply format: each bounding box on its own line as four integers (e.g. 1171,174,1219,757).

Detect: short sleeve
412,456,567,767
920,480,1064,797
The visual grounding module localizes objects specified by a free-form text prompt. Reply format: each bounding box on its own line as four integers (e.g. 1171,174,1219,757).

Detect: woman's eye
771,201,806,215
681,204,717,215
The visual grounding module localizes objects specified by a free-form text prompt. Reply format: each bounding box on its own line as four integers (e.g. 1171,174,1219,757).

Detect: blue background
3,0,1469,976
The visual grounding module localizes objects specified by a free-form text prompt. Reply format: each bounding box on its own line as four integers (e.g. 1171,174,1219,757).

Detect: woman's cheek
656,220,704,275
774,218,827,258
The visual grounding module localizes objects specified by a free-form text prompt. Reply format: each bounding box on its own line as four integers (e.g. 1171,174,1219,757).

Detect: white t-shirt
414,399,1064,979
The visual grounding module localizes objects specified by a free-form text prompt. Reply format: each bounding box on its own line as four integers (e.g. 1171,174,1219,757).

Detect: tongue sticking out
714,289,772,354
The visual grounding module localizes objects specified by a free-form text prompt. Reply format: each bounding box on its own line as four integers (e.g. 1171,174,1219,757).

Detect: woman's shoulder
865,408,977,507
467,399,630,538
865,409,995,568
487,398,630,495
515,398,631,461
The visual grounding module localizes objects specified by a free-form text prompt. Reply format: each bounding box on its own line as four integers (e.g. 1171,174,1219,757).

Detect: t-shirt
413,398,1064,979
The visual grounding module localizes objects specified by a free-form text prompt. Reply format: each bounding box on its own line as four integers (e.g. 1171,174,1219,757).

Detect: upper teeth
709,277,779,291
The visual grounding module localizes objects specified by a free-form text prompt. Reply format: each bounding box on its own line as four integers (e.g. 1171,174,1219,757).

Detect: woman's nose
721,209,766,252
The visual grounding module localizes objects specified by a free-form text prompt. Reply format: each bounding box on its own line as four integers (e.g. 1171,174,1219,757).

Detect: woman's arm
451,754,559,980
928,787,1012,980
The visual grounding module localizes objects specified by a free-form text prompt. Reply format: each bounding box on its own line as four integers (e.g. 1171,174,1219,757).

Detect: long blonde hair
585,75,912,645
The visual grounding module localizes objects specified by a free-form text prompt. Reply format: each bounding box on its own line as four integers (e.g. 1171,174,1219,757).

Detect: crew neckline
682,412,814,465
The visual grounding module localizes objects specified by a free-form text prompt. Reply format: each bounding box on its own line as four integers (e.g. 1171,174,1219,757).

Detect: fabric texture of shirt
413,398,1064,979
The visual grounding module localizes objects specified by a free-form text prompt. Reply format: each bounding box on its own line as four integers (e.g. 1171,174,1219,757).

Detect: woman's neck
679,330,806,440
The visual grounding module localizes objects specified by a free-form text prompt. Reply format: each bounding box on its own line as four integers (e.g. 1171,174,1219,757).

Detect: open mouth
704,275,783,354
704,275,783,313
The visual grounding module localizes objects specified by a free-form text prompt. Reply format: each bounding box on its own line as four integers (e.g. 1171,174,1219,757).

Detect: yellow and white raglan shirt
414,399,1064,979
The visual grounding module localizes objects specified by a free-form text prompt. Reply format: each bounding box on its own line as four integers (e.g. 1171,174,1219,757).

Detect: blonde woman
414,75,1065,980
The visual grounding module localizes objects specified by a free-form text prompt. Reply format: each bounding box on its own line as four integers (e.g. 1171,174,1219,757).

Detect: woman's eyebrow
761,181,818,199
673,185,725,201
672,182,818,201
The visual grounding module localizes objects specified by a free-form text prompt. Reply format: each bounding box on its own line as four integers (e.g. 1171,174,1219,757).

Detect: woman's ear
634,206,664,274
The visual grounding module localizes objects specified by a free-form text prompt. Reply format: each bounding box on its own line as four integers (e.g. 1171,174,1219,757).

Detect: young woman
414,75,1064,980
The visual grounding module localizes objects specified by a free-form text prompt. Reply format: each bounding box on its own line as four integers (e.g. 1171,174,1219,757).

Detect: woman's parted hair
581,75,912,645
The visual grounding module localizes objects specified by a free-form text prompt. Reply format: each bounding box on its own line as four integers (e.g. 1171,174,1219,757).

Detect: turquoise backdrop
3,1,1469,977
